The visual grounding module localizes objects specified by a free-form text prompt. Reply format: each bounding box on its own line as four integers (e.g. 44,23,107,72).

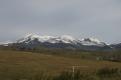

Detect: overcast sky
0,0,121,43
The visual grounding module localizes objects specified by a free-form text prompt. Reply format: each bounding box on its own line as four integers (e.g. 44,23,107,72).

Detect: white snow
58,35,76,43
16,34,106,46
82,38,101,43
17,34,56,43
17,34,78,44
81,38,105,46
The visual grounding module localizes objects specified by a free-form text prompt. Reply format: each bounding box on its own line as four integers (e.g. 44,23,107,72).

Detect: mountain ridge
0,34,120,51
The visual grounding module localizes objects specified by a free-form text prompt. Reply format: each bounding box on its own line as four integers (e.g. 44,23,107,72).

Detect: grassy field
0,49,121,80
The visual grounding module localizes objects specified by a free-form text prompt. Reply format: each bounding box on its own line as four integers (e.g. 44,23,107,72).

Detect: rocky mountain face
110,43,121,50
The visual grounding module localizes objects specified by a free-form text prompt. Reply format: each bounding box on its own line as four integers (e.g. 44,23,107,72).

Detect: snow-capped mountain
17,34,56,43
17,34,80,44
16,34,105,45
80,38,106,46
0,34,113,51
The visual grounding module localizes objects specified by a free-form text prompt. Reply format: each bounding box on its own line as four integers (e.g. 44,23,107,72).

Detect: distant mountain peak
58,35,77,43
0,34,114,51
17,34,56,43
17,34,78,44
81,38,105,46
82,38,101,43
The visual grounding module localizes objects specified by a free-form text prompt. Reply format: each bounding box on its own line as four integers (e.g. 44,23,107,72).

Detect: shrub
96,67,120,78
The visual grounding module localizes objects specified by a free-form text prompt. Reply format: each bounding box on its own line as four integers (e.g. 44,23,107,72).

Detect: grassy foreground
0,50,121,80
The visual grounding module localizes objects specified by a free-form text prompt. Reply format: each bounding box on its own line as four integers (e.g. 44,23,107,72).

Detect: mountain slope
0,34,112,51
110,43,121,50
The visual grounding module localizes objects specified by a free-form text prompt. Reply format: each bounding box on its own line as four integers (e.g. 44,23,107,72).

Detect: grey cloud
0,0,121,43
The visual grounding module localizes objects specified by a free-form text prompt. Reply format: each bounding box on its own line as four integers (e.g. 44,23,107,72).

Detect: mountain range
0,34,120,51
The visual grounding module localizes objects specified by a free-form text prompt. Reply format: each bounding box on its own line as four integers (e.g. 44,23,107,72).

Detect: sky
0,0,121,44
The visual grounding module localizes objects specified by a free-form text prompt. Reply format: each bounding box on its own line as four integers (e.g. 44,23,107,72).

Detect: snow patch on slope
81,38,105,46
59,35,76,43
17,34,55,43
17,34,77,44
